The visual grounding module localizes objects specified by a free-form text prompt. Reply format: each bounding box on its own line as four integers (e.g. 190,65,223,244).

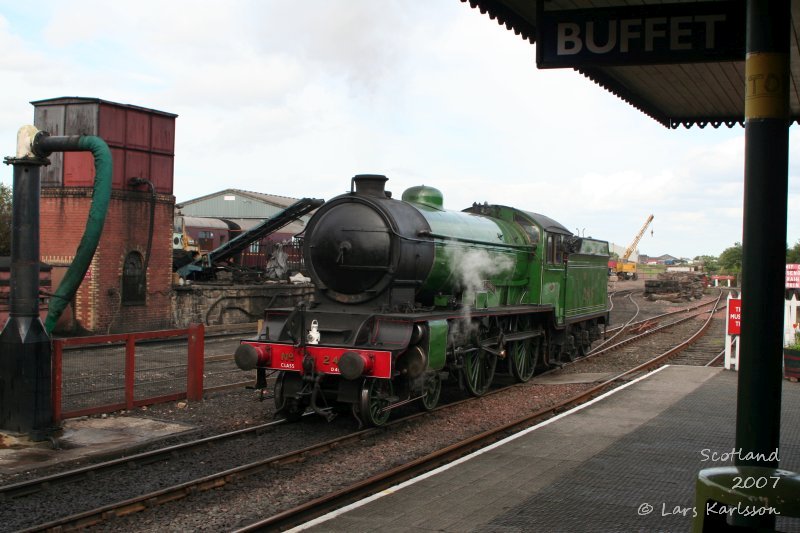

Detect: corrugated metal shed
177,189,302,219
461,0,800,128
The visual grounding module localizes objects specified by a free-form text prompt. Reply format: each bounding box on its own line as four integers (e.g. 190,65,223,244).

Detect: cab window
546,234,564,264
514,215,540,245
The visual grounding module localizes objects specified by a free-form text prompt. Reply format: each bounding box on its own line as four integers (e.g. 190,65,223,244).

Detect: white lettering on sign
728,298,742,335
788,264,800,289
556,14,726,56
644,17,666,51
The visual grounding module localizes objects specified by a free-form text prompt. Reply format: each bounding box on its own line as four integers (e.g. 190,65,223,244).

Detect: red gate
51,324,205,422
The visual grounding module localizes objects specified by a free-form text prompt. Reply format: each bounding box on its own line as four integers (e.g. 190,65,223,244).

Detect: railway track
4,292,727,532
3,381,571,532
601,289,727,368
606,288,639,323
236,290,726,531
667,304,727,367
598,291,720,349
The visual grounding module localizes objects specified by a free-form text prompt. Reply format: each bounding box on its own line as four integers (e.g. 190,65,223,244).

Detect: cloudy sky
1,1,798,259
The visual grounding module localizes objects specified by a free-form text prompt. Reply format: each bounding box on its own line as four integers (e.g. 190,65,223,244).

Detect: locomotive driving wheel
274,371,305,422
358,378,394,426
576,324,593,358
462,329,497,396
510,335,542,383
419,371,442,411
508,317,540,383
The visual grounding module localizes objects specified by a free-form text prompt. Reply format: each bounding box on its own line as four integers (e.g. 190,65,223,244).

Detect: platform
0,417,193,474
295,366,800,532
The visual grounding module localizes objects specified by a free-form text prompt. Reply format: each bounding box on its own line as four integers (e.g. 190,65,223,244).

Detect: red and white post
725,293,742,370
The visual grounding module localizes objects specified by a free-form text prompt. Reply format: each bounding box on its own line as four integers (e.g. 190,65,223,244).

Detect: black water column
0,155,53,439
734,0,790,526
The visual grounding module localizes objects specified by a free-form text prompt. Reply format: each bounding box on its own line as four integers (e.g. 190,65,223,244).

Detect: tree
695,255,719,275
788,240,800,264
0,183,10,256
718,242,743,275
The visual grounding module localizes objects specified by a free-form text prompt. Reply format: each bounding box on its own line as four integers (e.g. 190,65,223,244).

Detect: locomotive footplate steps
293,366,800,532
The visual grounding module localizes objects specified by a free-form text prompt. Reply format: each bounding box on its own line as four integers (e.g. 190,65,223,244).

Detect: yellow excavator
613,214,654,280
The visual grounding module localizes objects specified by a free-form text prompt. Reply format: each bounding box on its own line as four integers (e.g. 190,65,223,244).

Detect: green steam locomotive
236,175,609,426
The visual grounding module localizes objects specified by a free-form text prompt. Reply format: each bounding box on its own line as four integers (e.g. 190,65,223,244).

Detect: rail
10,296,725,531
6,292,722,528
239,292,724,531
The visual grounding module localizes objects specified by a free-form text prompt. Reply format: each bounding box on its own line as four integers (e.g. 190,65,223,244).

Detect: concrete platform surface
0,417,193,474
295,366,800,532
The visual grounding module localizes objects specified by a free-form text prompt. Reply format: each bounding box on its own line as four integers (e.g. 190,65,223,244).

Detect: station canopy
461,0,800,128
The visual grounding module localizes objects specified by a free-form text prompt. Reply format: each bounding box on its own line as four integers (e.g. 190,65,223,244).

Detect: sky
0,0,798,259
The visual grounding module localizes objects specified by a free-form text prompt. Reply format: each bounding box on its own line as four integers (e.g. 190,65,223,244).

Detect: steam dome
402,185,443,210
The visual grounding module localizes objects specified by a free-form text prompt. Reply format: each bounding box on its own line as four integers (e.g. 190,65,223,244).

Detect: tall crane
623,214,654,262
615,214,654,280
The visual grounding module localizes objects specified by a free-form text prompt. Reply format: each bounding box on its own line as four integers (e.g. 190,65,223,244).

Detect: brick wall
172,283,315,327
41,188,175,334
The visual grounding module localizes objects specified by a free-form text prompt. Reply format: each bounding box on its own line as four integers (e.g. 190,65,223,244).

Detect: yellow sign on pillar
745,52,789,120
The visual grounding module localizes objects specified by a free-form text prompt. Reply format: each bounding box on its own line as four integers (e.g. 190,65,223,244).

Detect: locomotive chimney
352,174,389,197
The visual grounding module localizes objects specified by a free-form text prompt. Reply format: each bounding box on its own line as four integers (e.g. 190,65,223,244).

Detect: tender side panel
565,238,610,321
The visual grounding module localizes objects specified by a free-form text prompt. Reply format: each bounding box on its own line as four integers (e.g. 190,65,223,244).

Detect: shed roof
30,96,178,118
177,189,299,210
461,0,799,128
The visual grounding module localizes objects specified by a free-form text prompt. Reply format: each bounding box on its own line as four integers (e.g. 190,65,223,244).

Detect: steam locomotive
235,175,609,426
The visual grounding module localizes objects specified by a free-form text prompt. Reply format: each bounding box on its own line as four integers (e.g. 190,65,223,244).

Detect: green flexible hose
44,136,112,333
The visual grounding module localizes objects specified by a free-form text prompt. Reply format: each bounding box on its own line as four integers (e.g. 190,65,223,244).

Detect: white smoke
443,247,516,342
448,247,515,305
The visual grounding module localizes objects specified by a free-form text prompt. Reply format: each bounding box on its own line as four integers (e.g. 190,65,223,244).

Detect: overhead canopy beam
462,0,800,128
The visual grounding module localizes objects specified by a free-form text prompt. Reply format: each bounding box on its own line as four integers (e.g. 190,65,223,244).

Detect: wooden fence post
51,340,63,424
125,335,136,410
187,323,205,401
786,294,799,346
725,292,741,370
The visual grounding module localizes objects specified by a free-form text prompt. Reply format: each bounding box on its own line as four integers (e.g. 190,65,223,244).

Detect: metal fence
52,325,205,422
237,237,305,275
286,236,305,274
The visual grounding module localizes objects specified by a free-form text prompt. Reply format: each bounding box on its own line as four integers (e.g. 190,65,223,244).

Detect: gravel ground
131,281,712,432
2,282,716,481
1,282,725,531
92,381,597,532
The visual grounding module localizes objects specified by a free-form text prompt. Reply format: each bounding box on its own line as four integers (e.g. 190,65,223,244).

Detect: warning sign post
725,294,741,370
